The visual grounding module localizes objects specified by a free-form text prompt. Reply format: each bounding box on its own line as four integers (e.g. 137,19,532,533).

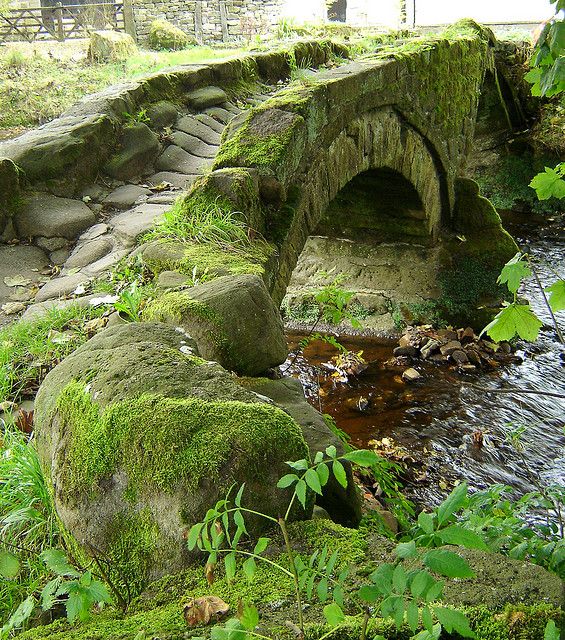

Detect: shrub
148,19,194,51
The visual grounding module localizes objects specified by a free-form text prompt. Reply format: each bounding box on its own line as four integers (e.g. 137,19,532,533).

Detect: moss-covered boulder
148,19,194,51
144,274,288,376
34,322,309,595
87,30,138,63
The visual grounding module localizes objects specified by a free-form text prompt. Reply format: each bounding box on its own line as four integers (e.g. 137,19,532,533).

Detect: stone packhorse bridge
0,24,523,594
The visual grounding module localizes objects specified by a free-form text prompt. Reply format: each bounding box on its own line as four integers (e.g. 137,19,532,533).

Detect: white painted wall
280,0,327,23
348,0,402,27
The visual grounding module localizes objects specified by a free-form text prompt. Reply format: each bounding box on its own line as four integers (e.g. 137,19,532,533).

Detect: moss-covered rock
87,30,138,63
0,157,21,237
104,123,160,181
148,19,194,51
143,274,288,376
34,322,310,594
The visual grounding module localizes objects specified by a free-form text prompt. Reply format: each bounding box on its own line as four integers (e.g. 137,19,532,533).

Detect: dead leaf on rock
3,275,32,287
1,302,25,315
183,596,229,627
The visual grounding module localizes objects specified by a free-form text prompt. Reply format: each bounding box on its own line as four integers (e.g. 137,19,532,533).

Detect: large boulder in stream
34,322,360,595
34,322,309,595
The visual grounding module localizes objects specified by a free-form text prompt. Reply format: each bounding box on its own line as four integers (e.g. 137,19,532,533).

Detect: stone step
203,106,236,125
35,272,89,303
175,116,221,145
155,145,212,175
222,102,242,115
80,249,129,277
194,113,225,134
147,192,178,205
103,185,152,210
147,171,199,190
168,131,218,158
109,203,169,248
64,236,115,270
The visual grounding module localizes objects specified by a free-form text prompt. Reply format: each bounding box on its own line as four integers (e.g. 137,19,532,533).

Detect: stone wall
132,0,285,42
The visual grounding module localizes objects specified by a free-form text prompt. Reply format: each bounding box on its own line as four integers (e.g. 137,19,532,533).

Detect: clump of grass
0,424,58,625
0,304,105,405
148,196,252,248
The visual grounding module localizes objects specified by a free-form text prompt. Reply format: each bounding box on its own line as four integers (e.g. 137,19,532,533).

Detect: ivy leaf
497,253,531,293
433,606,476,638
437,526,489,551
546,280,565,313
529,166,565,200
423,549,475,579
482,303,543,343
323,602,345,626
0,550,20,578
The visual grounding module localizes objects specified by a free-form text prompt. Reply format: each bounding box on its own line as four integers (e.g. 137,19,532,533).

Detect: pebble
402,367,421,383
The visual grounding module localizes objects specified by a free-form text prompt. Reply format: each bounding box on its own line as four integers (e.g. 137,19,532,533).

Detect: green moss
56,382,308,503
143,291,229,352
105,508,160,597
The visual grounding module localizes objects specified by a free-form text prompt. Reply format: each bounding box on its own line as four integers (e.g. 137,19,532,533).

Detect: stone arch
269,107,444,304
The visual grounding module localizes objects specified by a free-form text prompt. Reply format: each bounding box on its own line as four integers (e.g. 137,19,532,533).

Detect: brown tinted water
283,222,565,508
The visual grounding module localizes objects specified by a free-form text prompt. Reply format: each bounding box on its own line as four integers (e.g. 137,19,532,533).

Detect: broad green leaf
413,623,442,640
418,511,435,534
234,484,245,507
40,549,80,578
422,606,434,632
482,303,543,342
410,570,435,600
392,564,407,594
358,584,381,603
277,473,299,489
547,280,565,312
234,511,247,535
434,606,476,638
0,550,20,578
85,579,111,604
41,578,62,611
423,549,475,579
317,577,329,602
369,563,394,594
325,445,337,458
254,538,269,555
1,595,35,635
342,449,380,467
332,460,348,488
437,482,468,526
239,603,259,630
243,557,256,581
323,602,345,626
425,579,444,603
529,166,565,200
314,451,324,464
224,552,236,581
326,549,339,575
544,619,560,640
295,479,308,508
187,523,203,550
305,468,323,495
437,526,489,551
396,540,418,559
287,459,308,471
65,585,91,623
406,600,420,632
497,253,531,293
333,584,345,607
317,463,330,487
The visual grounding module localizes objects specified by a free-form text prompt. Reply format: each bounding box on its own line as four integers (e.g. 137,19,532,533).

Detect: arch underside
270,107,446,321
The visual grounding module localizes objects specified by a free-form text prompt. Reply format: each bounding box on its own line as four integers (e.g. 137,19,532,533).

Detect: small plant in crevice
113,284,145,322
190,450,486,640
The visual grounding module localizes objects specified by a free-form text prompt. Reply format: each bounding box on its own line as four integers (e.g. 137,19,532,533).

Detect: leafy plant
482,252,564,343
122,108,150,125
113,284,145,322
189,449,479,640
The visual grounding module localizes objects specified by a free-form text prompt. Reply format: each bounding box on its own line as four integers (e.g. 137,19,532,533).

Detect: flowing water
284,216,565,508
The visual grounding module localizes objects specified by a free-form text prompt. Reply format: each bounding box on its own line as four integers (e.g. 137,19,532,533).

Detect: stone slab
194,113,224,134
175,116,221,145
64,237,115,269
103,185,151,209
110,203,169,247
155,145,211,175
0,244,49,306
186,86,228,110
16,193,96,240
147,172,199,190
168,131,217,158
35,272,89,303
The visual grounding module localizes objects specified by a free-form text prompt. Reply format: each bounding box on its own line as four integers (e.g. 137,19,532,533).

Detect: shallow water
284,220,565,507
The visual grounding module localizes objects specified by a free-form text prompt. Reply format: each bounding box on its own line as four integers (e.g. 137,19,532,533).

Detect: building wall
132,0,284,42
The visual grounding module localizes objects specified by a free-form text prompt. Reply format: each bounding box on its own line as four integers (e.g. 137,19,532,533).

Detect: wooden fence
0,2,127,42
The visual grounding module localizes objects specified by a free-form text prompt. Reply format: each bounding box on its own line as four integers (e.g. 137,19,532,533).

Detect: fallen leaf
1,302,25,315
3,275,32,287
183,596,229,627
73,284,87,295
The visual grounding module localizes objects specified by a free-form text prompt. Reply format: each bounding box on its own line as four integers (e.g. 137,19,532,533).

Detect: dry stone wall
132,0,285,43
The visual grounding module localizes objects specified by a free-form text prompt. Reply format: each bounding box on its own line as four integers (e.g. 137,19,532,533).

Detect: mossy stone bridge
0,27,517,332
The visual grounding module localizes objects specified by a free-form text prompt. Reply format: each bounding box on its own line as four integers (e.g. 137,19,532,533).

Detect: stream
284,216,565,509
